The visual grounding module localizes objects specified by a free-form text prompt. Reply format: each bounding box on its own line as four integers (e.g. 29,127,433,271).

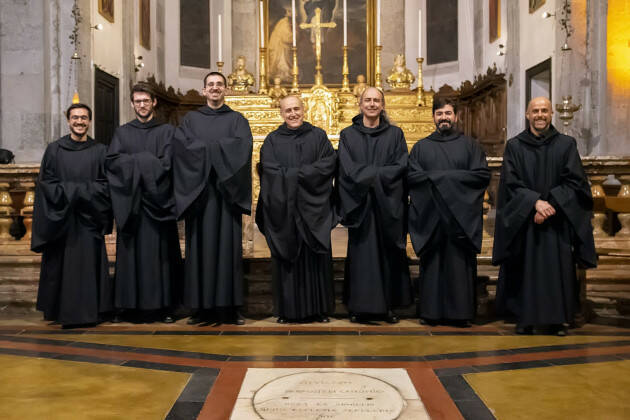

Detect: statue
268,77,288,107
227,55,255,93
353,74,368,98
386,54,415,90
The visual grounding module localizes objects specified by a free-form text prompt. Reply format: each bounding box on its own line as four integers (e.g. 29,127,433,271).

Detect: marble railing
1,156,630,251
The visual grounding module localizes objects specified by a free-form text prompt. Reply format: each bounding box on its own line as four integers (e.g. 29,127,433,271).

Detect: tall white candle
343,0,347,46
376,0,381,46
218,14,222,62
260,1,265,48
418,9,422,57
292,0,296,47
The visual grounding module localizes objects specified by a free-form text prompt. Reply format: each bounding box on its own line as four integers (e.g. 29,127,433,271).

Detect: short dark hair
203,71,227,87
432,96,458,115
130,83,156,101
66,103,92,120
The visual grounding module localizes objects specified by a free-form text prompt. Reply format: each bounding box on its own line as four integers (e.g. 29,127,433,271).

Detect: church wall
164,0,230,96
381,0,405,86
479,0,507,73
91,0,123,84
404,0,475,93
231,0,258,87
0,1,47,162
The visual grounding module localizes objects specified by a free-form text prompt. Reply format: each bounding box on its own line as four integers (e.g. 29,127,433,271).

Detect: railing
1,156,630,247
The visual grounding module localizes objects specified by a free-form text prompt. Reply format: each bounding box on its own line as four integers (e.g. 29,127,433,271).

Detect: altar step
2,240,630,321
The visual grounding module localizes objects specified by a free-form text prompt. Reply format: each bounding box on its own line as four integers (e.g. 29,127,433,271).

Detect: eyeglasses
133,99,153,105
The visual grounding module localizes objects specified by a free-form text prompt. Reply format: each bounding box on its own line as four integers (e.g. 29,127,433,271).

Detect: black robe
408,131,490,321
32,135,113,325
493,126,597,327
105,119,182,311
255,122,336,319
173,105,252,310
337,114,412,314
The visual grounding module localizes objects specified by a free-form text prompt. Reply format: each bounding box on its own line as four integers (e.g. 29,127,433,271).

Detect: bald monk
492,97,597,336
337,87,413,324
256,96,337,323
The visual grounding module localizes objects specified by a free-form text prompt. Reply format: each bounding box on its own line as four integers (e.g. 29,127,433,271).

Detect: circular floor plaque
252,371,405,420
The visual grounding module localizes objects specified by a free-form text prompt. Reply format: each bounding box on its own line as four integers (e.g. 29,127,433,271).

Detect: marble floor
0,315,629,420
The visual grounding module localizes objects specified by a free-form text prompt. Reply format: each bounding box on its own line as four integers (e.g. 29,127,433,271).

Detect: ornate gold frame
261,0,376,88
98,0,114,23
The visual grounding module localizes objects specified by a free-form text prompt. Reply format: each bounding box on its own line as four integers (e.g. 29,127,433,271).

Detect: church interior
1,0,630,418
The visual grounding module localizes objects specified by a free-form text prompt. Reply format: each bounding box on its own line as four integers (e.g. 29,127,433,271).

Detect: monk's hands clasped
534,199,556,224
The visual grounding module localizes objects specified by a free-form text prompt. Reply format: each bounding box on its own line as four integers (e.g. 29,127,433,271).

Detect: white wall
480,0,507,73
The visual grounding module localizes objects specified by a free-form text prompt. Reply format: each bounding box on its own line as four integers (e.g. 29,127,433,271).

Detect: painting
140,0,151,50
266,0,372,87
489,0,500,43
529,0,546,14
99,0,114,23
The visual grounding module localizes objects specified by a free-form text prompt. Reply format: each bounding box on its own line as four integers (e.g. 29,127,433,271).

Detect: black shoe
385,311,399,324
515,325,533,335
554,325,568,336
163,315,175,324
420,318,438,326
317,315,330,323
349,313,359,323
234,316,245,326
277,317,288,324
453,319,472,328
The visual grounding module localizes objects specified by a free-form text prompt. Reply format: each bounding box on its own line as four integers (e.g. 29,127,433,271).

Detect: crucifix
299,7,336,86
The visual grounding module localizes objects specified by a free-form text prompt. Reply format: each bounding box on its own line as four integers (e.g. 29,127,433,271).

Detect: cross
299,7,336,85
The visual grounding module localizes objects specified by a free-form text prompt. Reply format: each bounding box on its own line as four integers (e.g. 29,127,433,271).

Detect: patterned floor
1,317,629,419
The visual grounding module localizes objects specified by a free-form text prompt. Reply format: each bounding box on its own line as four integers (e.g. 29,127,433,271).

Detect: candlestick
292,0,296,47
341,45,350,92
418,9,422,57
217,61,224,74
291,46,300,93
259,47,268,94
375,45,383,88
218,14,222,62
376,0,381,45
343,0,347,46
416,57,425,106
260,1,265,48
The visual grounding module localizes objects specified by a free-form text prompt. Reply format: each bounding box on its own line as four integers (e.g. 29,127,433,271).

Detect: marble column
505,0,521,138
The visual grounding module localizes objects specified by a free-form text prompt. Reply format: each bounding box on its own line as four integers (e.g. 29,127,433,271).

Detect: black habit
337,114,412,315
408,131,490,321
255,122,336,319
493,126,597,327
32,136,113,326
106,119,182,311
173,105,252,311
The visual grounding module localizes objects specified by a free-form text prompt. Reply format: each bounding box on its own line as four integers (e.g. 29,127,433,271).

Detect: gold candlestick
341,45,350,92
259,47,268,94
216,61,224,74
416,57,425,106
290,46,300,93
374,45,383,89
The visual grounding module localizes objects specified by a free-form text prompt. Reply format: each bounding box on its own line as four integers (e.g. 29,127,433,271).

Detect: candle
260,1,265,48
376,0,381,46
343,0,347,46
218,14,222,62
292,0,296,47
418,9,422,57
